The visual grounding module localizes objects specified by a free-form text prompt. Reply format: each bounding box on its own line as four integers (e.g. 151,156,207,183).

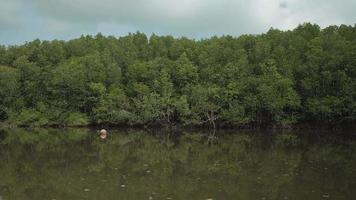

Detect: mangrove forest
1,23,356,128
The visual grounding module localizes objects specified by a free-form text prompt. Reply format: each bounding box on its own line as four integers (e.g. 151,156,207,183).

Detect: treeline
1,23,356,128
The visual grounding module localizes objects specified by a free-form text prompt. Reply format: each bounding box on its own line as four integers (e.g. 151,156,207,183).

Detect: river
0,128,355,200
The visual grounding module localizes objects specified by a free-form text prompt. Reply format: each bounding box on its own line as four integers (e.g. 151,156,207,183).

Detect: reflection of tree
206,129,217,145
0,129,355,199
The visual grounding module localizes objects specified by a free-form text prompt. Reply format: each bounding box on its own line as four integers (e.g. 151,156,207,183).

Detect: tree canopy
1,23,356,128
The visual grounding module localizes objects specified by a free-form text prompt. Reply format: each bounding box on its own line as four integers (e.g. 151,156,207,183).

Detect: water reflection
0,128,355,200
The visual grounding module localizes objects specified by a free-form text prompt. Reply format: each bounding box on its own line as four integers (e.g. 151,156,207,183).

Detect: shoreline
1,122,355,131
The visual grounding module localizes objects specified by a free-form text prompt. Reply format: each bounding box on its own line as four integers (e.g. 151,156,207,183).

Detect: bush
62,112,90,126
8,109,49,127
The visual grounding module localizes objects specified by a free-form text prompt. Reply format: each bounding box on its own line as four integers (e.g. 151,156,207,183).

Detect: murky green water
0,128,355,200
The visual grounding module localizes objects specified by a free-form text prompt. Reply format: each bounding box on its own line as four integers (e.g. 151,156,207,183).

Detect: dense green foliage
1,23,356,127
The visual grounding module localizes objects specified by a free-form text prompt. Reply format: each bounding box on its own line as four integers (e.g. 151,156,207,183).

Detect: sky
0,0,356,45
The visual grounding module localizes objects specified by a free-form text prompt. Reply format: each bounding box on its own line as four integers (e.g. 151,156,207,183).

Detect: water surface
0,128,355,200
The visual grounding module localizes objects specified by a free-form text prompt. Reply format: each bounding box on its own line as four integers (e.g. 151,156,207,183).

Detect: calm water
0,128,356,200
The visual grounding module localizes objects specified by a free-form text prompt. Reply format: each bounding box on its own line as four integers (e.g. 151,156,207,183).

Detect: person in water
99,129,108,139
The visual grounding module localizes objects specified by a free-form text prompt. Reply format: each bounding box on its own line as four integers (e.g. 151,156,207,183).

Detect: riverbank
1,121,355,131
2,24,356,134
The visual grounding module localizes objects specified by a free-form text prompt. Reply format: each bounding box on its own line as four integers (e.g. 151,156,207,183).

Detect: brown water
0,128,355,200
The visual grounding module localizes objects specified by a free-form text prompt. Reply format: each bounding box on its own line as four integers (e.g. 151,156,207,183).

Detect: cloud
1,0,356,44
0,0,23,28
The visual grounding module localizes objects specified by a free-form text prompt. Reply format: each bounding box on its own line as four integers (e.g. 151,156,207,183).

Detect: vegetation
1,23,356,128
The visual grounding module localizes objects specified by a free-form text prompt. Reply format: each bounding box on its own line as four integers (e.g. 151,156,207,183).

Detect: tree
189,84,222,128
0,66,21,121
1,23,356,127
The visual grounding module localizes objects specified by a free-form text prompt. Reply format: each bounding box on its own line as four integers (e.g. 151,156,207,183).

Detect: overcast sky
1,0,356,45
